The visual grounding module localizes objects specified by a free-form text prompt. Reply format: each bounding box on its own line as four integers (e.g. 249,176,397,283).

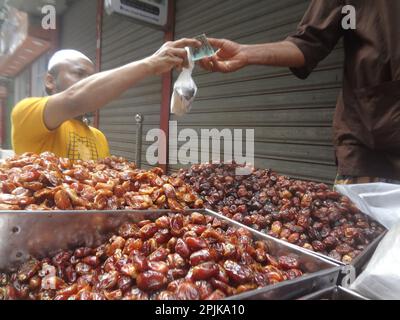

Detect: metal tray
306,230,386,271
212,209,387,288
213,210,385,286
0,209,341,300
220,210,386,275
298,286,369,300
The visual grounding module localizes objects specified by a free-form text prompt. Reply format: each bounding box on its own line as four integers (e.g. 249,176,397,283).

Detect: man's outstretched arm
44,38,200,130
200,38,305,73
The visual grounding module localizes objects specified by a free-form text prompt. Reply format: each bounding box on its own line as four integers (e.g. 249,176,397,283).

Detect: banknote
189,34,215,61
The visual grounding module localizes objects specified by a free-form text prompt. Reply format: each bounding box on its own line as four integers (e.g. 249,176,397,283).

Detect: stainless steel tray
0,209,175,270
0,209,341,300
221,211,386,274
230,220,385,287
306,230,386,272
298,286,369,300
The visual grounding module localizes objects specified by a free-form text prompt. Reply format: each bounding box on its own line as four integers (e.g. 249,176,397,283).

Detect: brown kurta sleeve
286,0,344,79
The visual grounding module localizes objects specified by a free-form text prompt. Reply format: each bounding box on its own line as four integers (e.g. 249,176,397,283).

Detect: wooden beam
159,0,175,174
94,0,104,129
0,36,51,77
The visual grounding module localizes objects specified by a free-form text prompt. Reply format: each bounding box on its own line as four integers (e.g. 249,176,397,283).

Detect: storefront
0,0,398,302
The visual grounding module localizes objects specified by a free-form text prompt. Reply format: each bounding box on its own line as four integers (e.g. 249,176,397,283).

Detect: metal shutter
31,54,49,97
13,68,30,104
99,12,164,167
171,0,343,184
60,0,97,61
59,0,97,129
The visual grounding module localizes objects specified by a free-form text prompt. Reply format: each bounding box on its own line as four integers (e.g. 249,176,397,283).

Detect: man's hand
146,38,202,75
199,38,306,73
199,38,249,73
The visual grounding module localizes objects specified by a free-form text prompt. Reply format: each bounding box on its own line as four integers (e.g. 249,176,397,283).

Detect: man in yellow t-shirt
12,96,110,161
12,38,201,161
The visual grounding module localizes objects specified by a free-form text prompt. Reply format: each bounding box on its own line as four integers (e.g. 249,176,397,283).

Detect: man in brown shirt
200,0,400,184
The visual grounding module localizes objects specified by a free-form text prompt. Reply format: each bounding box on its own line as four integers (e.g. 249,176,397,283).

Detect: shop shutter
60,0,97,61
171,0,344,184
99,11,164,168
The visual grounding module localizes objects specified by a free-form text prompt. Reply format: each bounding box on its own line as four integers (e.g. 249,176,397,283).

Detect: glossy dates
0,152,200,211
177,163,385,263
1,212,303,300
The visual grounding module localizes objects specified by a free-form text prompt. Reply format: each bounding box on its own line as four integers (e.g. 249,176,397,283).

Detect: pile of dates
0,212,304,300
176,163,385,263
0,152,202,211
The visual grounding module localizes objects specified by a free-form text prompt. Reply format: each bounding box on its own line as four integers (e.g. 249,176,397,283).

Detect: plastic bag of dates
176,163,386,264
0,152,203,211
0,212,306,300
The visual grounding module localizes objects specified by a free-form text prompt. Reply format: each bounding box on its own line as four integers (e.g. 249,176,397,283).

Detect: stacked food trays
0,209,340,300
0,154,385,299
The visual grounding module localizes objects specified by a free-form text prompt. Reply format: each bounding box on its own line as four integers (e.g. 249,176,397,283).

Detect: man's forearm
63,58,154,117
243,41,305,68
44,58,155,130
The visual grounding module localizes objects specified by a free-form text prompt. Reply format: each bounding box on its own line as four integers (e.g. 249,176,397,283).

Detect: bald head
45,50,95,95
48,50,93,71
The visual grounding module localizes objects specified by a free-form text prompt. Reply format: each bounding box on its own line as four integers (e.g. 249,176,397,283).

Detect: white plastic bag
170,47,197,117
335,183,400,229
350,221,400,300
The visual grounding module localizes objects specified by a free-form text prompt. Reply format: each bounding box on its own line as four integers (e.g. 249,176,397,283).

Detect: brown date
278,256,300,270
44,185,63,204
175,282,200,300
96,271,118,291
175,238,191,258
140,223,158,240
136,271,167,292
189,249,212,266
166,269,187,282
191,262,219,281
148,247,169,262
191,212,206,225
130,253,149,272
156,291,177,300
206,289,226,300
148,261,169,274
335,243,353,255
223,260,252,285
170,214,184,236
120,263,137,279
154,229,171,245
185,237,208,251
167,253,186,269
123,287,149,300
